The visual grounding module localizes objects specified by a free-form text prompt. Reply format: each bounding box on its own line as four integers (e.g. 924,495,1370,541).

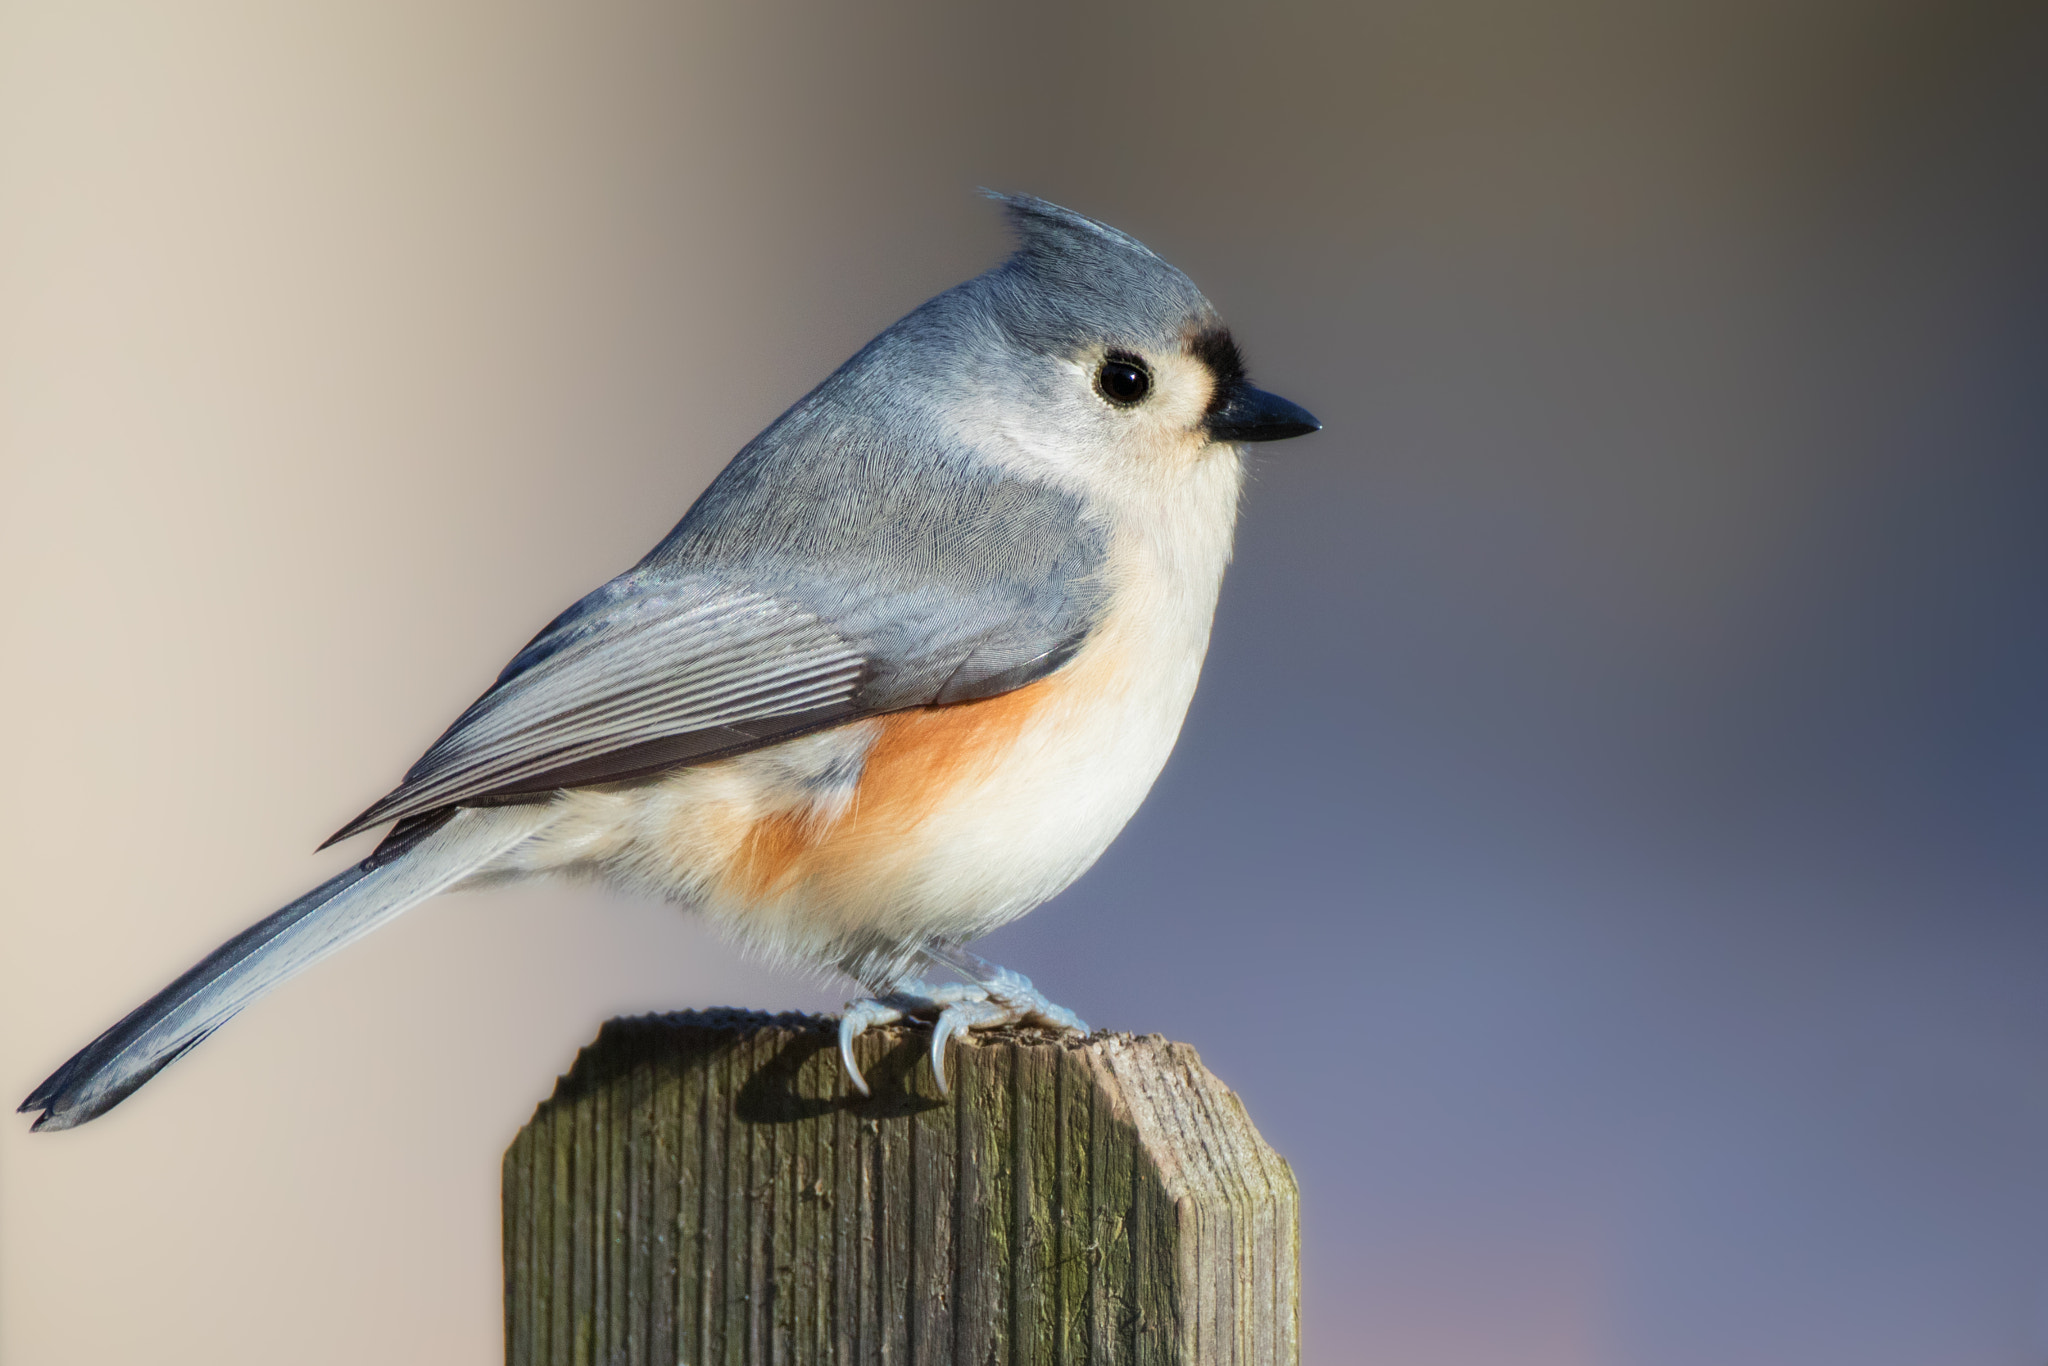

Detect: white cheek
948,350,1221,510
937,362,1110,496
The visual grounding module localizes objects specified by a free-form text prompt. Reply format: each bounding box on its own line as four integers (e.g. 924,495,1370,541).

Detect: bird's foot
837,955,1088,1098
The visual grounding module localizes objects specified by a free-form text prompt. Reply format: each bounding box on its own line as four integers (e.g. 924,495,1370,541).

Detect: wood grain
504,1011,1298,1365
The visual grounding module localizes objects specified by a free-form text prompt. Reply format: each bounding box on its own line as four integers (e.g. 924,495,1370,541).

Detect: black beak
1205,381,1322,444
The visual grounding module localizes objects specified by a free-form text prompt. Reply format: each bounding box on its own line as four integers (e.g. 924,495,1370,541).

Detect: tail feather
19,805,552,1131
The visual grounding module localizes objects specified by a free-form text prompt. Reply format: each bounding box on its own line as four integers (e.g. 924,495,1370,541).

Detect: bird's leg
925,943,1091,1032
837,944,1089,1098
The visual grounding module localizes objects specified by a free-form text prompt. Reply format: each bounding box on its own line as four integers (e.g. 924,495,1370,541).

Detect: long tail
19,805,554,1131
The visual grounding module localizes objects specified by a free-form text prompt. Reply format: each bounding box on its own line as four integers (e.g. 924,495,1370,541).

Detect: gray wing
325,581,864,843
329,293,1112,848
324,579,869,844
326,472,1107,847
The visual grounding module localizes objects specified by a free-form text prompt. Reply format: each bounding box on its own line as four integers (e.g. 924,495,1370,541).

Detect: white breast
895,445,1247,937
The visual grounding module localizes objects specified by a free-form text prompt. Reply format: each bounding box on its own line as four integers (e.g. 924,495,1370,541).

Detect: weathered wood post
504,1009,1298,1365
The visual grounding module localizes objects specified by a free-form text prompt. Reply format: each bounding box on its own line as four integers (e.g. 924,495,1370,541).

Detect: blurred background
4,2,2046,1361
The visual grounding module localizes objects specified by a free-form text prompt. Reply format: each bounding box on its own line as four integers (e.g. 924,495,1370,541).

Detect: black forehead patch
1190,327,1245,413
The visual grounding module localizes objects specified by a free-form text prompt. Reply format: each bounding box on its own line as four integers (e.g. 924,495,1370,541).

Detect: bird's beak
1205,381,1322,444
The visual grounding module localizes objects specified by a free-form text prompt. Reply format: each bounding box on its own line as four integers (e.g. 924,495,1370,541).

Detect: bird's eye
1095,354,1152,407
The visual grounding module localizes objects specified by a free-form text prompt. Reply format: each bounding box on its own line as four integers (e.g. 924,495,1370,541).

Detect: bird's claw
927,998,1007,1096
837,964,1088,1097
837,980,985,1095
837,996,906,1097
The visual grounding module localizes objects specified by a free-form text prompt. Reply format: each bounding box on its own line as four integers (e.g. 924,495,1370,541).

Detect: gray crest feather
981,192,1216,355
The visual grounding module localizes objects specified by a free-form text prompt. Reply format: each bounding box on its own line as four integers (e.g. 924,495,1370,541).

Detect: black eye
1095,354,1152,406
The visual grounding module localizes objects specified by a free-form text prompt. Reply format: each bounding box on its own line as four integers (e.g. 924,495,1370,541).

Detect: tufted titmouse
20,194,1319,1130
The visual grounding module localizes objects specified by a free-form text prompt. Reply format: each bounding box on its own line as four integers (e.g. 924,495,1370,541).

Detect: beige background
7,3,2048,1363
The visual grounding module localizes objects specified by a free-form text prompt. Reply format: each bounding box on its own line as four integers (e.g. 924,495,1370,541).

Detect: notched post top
505,1009,1299,1365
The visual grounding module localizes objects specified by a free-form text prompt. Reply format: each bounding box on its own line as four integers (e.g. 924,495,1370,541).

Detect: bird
19,193,1320,1132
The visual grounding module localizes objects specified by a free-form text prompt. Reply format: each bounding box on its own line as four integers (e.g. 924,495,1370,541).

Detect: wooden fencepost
504,1009,1298,1365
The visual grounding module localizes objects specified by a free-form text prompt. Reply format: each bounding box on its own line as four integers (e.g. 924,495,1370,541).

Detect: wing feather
325,580,865,844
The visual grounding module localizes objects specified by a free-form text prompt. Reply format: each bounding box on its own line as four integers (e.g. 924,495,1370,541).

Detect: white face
951,323,1238,506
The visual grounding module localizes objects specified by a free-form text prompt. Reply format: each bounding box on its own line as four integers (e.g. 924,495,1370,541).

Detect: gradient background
5,3,2047,1362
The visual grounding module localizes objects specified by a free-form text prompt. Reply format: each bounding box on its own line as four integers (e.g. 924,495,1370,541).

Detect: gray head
977,195,1315,441
645,194,1319,589
817,195,1320,501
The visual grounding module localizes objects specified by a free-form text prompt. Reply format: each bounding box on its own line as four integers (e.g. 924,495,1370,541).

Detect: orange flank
720,669,1070,902
726,809,817,901
861,672,1066,816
